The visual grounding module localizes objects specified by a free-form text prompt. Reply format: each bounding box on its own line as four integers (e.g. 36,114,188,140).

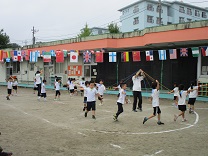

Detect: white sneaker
182,118,187,122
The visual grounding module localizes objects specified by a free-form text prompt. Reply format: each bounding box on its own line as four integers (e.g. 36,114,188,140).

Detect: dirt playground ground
0,86,208,156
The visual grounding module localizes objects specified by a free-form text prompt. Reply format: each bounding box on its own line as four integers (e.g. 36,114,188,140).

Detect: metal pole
159,0,162,26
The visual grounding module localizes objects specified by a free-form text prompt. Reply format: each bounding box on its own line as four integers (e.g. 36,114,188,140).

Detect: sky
0,0,208,46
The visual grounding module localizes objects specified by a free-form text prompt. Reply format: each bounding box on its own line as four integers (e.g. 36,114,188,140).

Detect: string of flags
0,47,208,63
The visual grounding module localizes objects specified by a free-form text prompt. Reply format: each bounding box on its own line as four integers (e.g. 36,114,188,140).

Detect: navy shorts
13,86,17,90
7,89,12,95
56,90,61,96
98,95,103,101
87,101,96,111
153,106,161,116
83,97,87,103
41,93,47,98
178,105,186,112
174,96,178,100
188,98,196,105
70,89,74,93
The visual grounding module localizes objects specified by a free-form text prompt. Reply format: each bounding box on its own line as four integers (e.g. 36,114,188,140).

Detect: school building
0,20,208,96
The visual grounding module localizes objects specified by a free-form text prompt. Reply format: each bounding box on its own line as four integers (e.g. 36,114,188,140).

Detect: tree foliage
0,29,10,49
108,23,120,33
78,24,91,38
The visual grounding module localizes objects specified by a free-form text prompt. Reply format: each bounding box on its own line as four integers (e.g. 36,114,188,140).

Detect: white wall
0,63,6,82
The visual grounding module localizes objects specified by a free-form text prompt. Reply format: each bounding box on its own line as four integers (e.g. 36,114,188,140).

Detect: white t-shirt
86,87,98,102
69,81,75,90
83,86,88,97
80,81,85,88
173,87,179,96
132,76,143,91
188,86,199,98
35,74,41,84
41,83,46,93
55,82,60,91
13,81,18,86
178,91,188,105
151,89,159,107
117,85,121,92
7,82,13,89
117,89,126,104
97,84,105,95
67,81,71,88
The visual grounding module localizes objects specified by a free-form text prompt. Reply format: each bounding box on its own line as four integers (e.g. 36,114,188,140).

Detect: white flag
70,52,78,62
109,52,117,62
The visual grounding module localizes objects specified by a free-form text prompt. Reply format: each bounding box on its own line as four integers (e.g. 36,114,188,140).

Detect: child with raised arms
80,81,90,111
113,83,127,121
168,82,179,106
143,80,164,125
12,78,18,96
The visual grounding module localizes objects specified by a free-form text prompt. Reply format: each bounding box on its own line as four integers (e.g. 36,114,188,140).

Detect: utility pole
158,0,162,26
31,26,38,48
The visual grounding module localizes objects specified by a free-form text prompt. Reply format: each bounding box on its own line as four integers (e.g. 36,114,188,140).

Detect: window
179,6,185,13
123,9,129,15
187,18,192,22
187,8,192,15
179,17,185,23
133,5,139,13
202,12,207,18
147,4,154,11
147,15,154,23
13,62,20,74
156,6,163,13
195,10,200,17
55,63,64,74
156,17,163,24
133,17,139,25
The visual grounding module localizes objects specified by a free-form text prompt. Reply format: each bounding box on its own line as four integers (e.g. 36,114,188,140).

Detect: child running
54,79,61,100
168,82,179,106
84,81,102,119
6,77,13,100
188,81,208,114
80,81,90,111
143,80,164,125
174,84,190,122
39,80,47,101
113,83,127,121
96,79,106,105
33,78,38,94
12,78,18,95
69,78,75,96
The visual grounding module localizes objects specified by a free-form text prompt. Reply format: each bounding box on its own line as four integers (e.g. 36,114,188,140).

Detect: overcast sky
1,0,207,46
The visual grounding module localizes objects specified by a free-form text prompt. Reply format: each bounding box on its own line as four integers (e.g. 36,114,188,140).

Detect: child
168,82,179,106
6,77,13,100
96,79,106,105
54,79,61,100
69,78,75,96
143,80,164,125
79,77,85,96
33,78,38,94
0,146,12,156
113,83,127,121
174,84,190,122
188,81,208,114
66,78,71,93
12,78,18,95
84,81,102,119
80,81,90,111
39,80,47,101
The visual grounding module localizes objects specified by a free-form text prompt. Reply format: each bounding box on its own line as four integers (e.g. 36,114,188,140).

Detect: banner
95,51,103,63
56,50,64,63
121,52,129,62
158,50,166,60
146,50,153,61
68,65,82,76
109,52,116,62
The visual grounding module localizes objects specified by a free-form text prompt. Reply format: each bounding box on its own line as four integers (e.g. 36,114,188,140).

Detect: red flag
56,50,64,63
0,50,3,62
25,50,30,61
132,51,141,62
95,51,103,63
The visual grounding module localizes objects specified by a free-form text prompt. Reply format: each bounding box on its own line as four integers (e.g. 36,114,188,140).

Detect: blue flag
158,50,167,60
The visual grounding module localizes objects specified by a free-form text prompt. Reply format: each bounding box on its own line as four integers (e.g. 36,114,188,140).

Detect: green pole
116,61,119,85
160,60,163,90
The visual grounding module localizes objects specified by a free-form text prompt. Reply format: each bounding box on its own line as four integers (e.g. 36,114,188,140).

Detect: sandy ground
0,86,208,156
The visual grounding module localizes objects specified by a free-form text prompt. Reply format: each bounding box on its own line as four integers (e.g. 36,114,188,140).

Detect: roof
90,27,108,30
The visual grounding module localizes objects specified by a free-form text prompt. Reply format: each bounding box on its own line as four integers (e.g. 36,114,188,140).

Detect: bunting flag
21,51,26,59
169,49,177,59
83,51,91,63
146,50,154,61
180,48,188,57
201,47,208,56
6,58,10,62
0,50,3,62
70,51,78,63
75,50,80,56
25,50,30,61
132,51,141,62
109,52,117,62
63,50,68,57
95,51,103,63
6,51,11,58
43,52,51,62
30,51,38,62
158,50,167,60
101,48,105,53
191,47,199,57
17,51,22,61
35,51,41,57
90,50,95,54
121,52,129,62
50,50,56,57
13,51,18,61
56,50,64,63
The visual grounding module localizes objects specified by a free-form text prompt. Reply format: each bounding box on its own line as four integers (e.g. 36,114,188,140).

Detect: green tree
78,24,91,38
108,23,120,33
0,29,10,49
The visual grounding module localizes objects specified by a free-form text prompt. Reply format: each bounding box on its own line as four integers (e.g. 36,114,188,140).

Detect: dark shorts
74,86,77,89
13,86,17,90
178,105,187,112
87,101,96,111
34,87,38,90
70,89,74,93
98,95,103,101
41,93,47,98
153,106,161,116
83,97,87,103
7,89,12,95
174,96,178,100
56,90,61,96
188,98,196,105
